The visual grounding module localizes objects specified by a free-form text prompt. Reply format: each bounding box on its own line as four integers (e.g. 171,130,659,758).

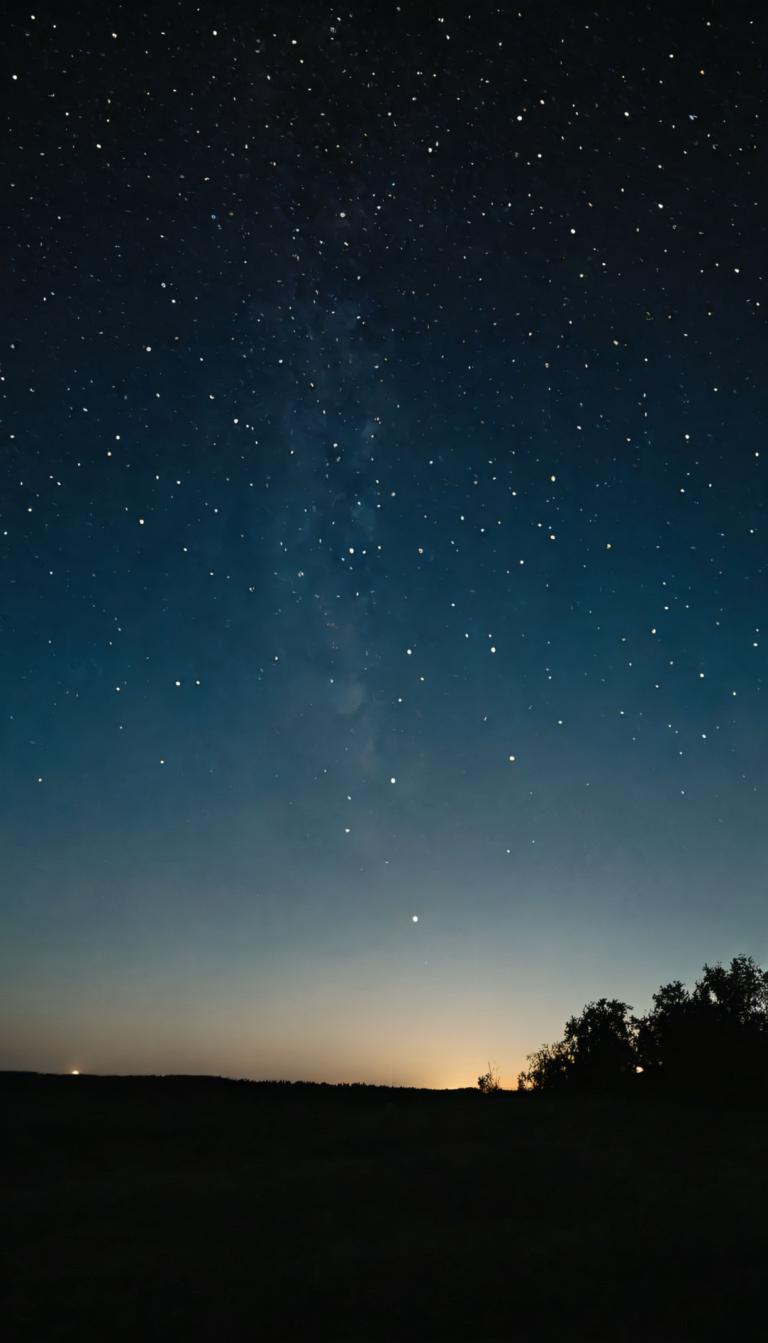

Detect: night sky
2,4,767,1088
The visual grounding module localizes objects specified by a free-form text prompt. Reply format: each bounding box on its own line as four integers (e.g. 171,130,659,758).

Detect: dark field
3,1073,767,1341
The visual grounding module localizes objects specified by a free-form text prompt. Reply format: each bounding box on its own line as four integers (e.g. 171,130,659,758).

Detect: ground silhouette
4,1067,767,1341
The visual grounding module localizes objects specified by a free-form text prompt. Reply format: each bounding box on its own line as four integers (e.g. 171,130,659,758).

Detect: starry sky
2,3,767,1088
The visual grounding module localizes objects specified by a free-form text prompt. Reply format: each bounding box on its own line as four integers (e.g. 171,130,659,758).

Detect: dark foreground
3,1073,766,1341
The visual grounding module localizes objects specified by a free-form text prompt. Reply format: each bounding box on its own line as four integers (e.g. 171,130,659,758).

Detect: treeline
517,954,768,1096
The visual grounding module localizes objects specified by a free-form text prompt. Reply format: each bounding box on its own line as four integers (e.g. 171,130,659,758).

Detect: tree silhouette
693,955,768,1093
523,955,768,1096
517,1038,573,1092
633,979,693,1082
518,999,635,1092
633,955,768,1094
563,998,636,1088
694,953,768,1024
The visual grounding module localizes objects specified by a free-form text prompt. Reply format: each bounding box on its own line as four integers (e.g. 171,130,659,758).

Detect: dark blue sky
2,3,766,1085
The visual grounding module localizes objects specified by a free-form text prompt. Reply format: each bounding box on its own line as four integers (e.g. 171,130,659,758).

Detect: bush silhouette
477,1062,502,1094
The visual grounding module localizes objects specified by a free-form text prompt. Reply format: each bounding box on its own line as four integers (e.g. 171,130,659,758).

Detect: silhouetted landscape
6,955,768,1341
6,0,768,1335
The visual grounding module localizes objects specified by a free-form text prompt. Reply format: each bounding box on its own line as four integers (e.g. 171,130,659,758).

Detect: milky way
2,5,766,1086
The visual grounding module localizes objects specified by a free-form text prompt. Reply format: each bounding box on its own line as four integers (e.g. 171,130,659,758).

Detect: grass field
4,1072,766,1340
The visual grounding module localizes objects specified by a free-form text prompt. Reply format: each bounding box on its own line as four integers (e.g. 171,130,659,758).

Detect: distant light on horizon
71,1069,80,1076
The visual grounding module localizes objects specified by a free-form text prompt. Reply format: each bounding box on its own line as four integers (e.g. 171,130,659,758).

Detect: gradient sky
2,4,767,1087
